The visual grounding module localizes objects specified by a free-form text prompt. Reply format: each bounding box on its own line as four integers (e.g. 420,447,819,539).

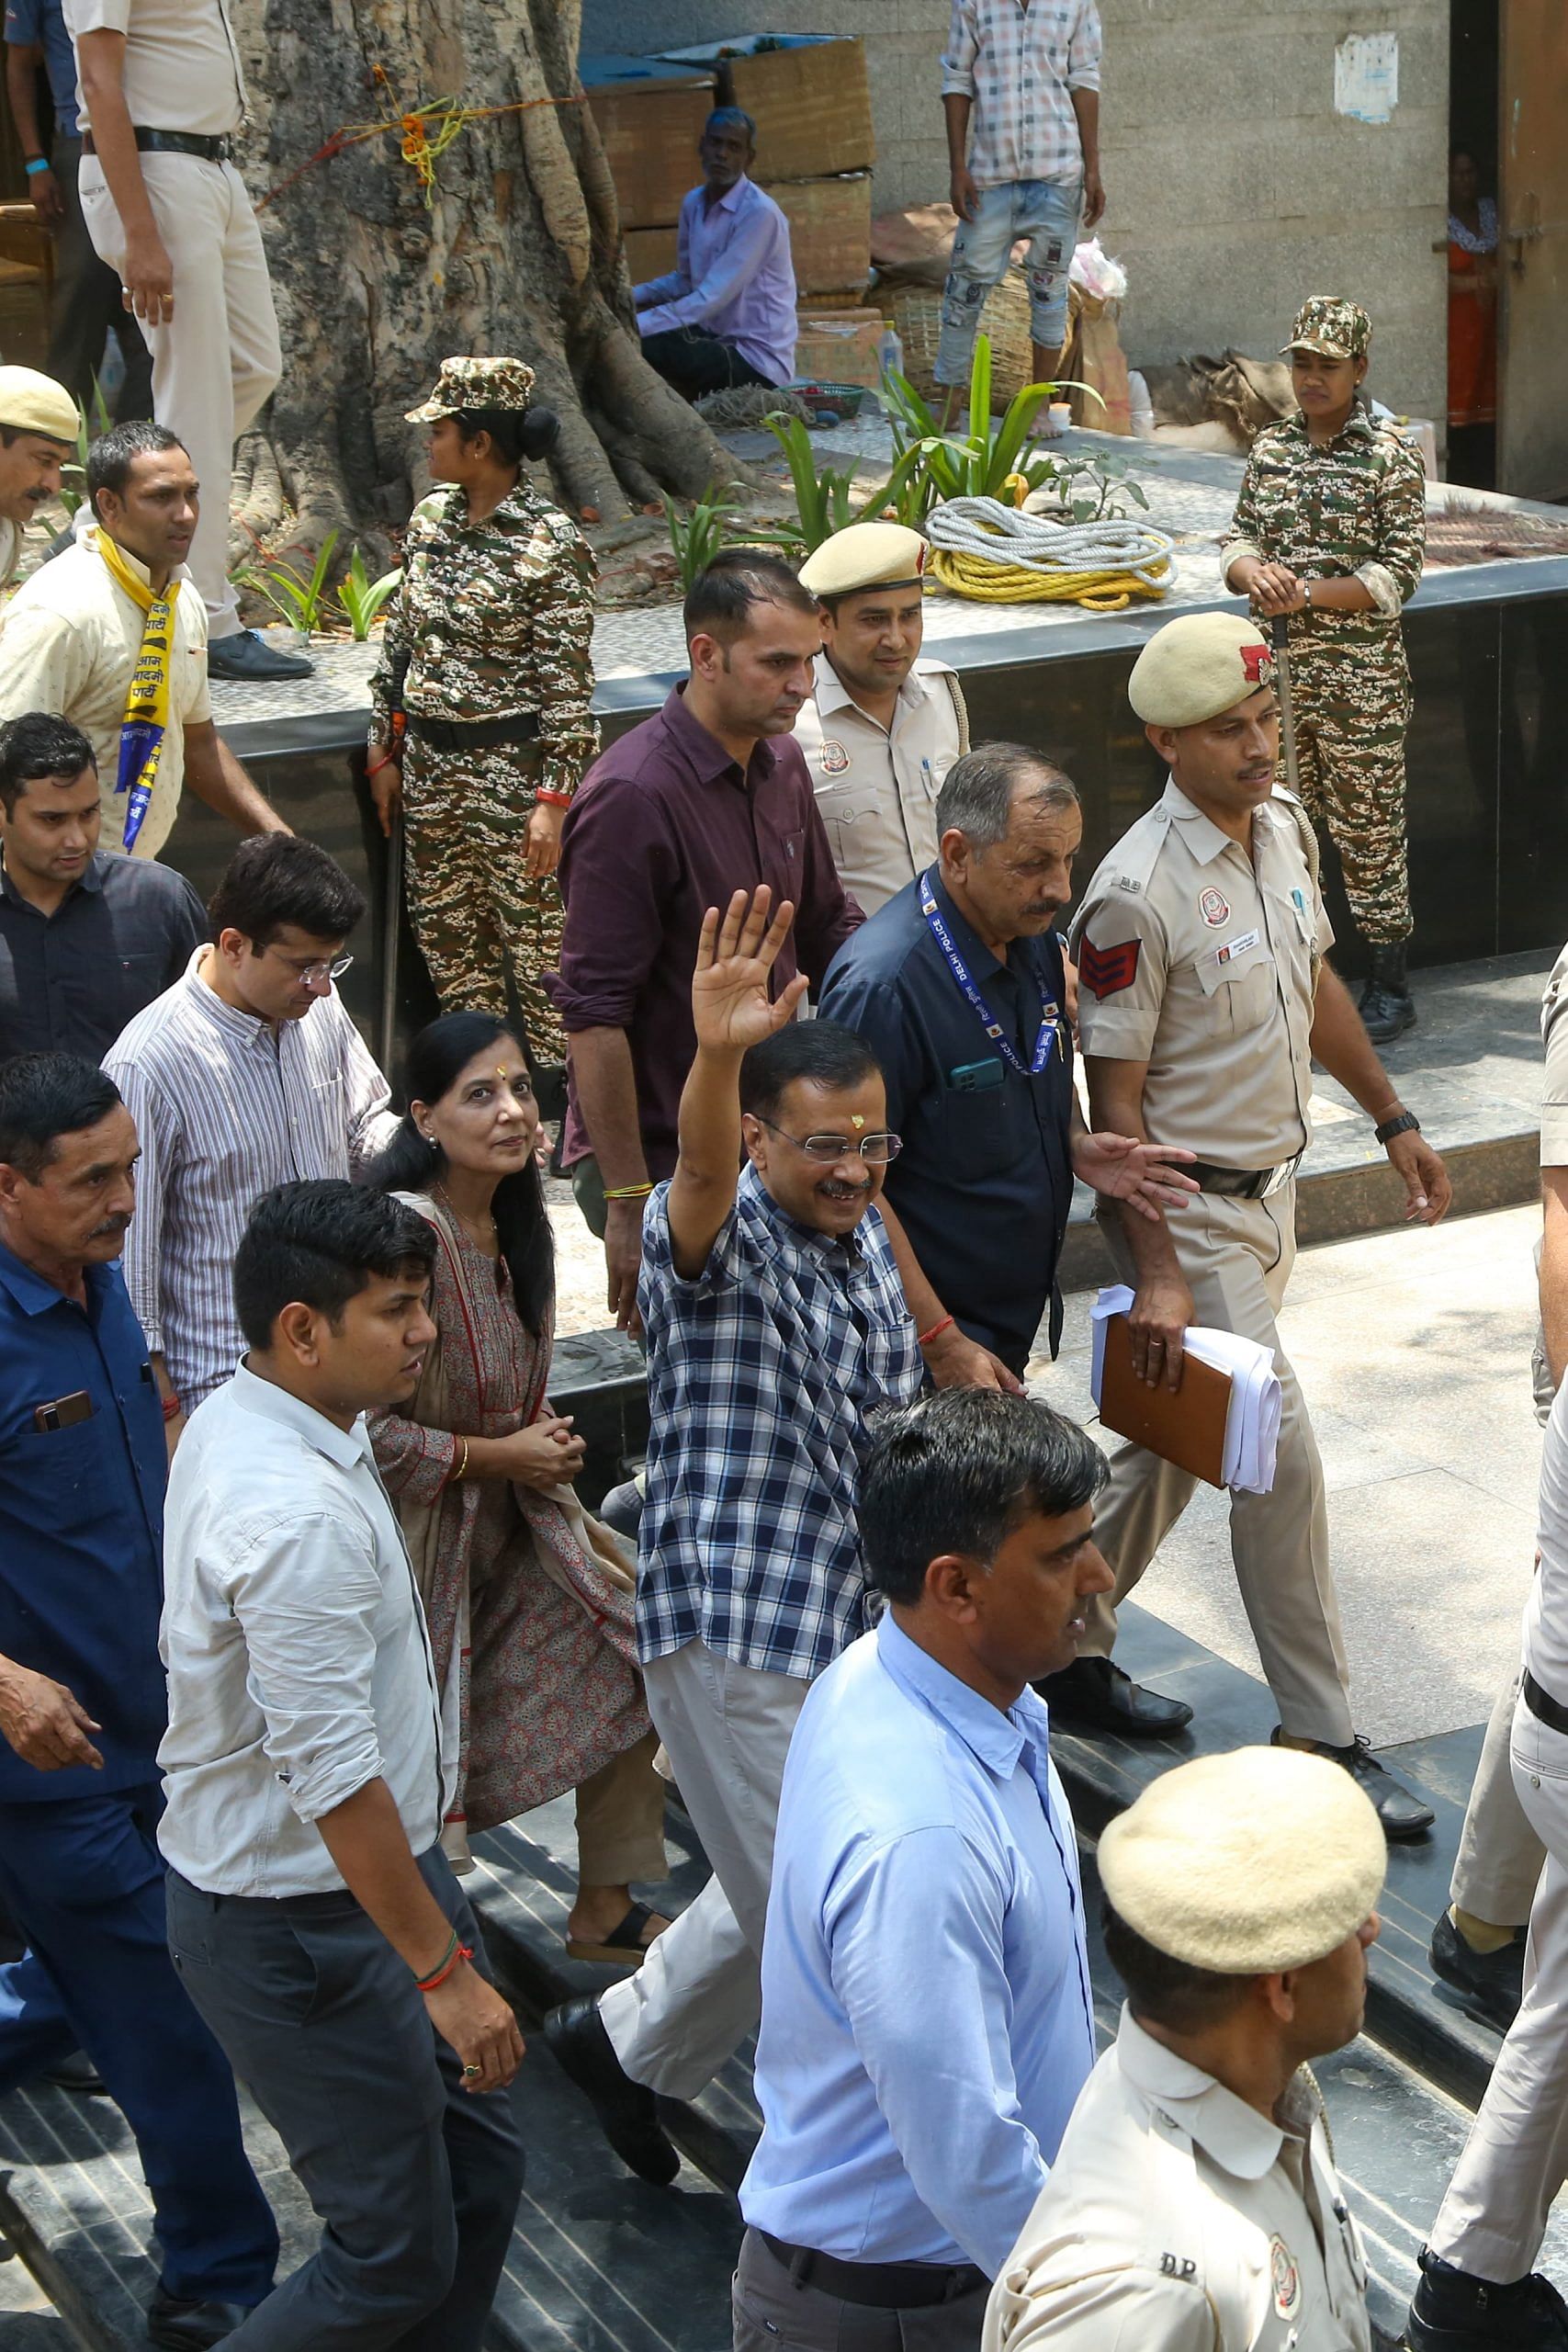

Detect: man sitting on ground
0,420,288,862
634,107,795,402
0,711,206,1060
736,1387,1111,2351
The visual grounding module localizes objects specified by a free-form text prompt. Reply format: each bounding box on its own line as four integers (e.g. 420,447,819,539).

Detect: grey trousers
166,1848,525,2350
1451,1663,1547,1925
732,2229,987,2352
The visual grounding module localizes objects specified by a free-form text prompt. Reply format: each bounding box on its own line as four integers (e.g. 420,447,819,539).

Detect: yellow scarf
98,528,175,852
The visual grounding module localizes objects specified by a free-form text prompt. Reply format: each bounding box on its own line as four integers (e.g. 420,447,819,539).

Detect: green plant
58,372,113,522
238,528,341,635
336,545,402,639
662,482,744,590
746,413,858,554
1028,447,1150,526
872,336,1110,524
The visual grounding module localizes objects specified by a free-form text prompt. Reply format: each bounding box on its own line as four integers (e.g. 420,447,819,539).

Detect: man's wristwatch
1374,1110,1420,1146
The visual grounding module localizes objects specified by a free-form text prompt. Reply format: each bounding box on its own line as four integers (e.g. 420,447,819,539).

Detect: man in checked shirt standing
545,886,922,2185
936,0,1105,401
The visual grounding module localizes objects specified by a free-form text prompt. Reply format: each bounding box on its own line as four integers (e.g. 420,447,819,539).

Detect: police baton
1268,613,1303,796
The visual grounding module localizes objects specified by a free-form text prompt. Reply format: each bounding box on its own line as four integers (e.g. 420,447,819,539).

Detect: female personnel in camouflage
1222,297,1427,1043
368,356,598,1083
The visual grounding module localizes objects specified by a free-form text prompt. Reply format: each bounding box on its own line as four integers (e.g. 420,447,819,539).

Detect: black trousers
166,1847,525,2350
49,134,153,419
639,325,771,401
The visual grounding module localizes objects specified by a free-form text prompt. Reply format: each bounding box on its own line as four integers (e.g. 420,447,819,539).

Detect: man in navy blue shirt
819,741,1194,1384
0,1053,276,2349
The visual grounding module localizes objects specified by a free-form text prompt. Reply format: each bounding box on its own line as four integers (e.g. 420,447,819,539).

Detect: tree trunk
231,0,734,565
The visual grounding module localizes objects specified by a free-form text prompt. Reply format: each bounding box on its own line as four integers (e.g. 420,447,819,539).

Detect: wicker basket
887,270,1033,405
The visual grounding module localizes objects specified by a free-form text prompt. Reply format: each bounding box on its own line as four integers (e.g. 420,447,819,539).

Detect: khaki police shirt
792,652,967,915
1071,781,1331,1171
0,527,210,862
984,2009,1372,2352
1541,942,1568,1170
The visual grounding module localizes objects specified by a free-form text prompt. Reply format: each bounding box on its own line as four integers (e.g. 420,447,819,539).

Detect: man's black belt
1523,1669,1568,1737
757,2232,985,2310
1187,1154,1303,1201
404,711,541,754
82,128,234,163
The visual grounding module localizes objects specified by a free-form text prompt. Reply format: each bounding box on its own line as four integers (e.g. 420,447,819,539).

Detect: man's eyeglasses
752,1115,902,1166
268,949,354,986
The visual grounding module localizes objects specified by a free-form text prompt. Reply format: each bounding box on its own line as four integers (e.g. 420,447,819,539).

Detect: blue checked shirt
635,1165,923,1679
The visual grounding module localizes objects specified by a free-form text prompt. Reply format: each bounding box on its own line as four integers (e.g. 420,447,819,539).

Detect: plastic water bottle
878,321,904,385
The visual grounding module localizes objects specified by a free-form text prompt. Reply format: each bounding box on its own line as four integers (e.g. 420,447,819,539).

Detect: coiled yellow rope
924,496,1177,612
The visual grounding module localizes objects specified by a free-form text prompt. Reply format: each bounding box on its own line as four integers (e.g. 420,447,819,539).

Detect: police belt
1186,1153,1303,1202
83,128,234,163
757,2233,985,2310
1524,1670,1568,1737
404,710,541,754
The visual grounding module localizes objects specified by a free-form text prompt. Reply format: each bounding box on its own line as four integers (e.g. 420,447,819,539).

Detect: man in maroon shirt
551,552,863,1327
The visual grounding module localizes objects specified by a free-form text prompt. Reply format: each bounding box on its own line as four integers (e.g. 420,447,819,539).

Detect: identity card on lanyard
919,870,1063,1077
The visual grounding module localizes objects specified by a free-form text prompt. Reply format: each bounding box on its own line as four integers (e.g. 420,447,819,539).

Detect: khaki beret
798,521,928,600
0,366,78,446
1129,612,1277,728
406,355,536,422
1099,1746,1386,1973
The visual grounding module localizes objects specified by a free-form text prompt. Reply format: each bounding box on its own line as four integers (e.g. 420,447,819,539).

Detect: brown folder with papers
1098,1312,1231,1488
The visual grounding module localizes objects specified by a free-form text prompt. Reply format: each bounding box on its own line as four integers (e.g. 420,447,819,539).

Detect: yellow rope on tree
927,544,1173,611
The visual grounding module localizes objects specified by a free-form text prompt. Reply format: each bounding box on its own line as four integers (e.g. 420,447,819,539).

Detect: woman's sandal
565,1900,669,1967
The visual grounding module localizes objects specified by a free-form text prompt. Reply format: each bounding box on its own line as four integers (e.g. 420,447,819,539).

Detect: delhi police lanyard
919,870,1062,1076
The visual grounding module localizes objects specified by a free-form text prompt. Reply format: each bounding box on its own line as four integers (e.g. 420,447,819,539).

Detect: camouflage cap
1281,296,1371,362
406,356,536,422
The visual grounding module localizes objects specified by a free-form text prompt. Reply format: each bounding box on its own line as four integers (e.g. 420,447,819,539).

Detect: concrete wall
583,0,1450,422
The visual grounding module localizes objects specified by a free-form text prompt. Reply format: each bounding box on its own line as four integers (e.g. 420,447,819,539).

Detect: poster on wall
1334,32,1400,124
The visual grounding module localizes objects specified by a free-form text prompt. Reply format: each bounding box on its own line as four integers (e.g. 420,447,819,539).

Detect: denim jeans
935,176,1083,386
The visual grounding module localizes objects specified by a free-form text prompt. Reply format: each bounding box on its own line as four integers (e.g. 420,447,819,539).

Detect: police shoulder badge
818,741,851,775
1269,2233,1302,2321
1199,886,1230,928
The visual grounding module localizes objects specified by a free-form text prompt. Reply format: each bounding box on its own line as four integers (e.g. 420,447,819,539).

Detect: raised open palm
691,887,809,1051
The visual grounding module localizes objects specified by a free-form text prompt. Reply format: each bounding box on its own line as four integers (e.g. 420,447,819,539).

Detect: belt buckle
1261,1154,1297,1199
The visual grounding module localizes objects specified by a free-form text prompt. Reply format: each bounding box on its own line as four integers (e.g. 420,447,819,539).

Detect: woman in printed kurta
368,356,598,1082
367,1012,668,1968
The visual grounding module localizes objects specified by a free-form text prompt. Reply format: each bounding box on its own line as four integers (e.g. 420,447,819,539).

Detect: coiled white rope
924,496,1179,607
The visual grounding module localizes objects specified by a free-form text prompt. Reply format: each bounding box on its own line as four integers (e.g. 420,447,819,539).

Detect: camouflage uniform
1221,300,1427,946
371,359,598,1067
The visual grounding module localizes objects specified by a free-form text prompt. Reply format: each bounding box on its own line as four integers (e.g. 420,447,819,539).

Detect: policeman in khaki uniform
793,522,969,916
985,1746,1384,2352
1052,612,1447,1838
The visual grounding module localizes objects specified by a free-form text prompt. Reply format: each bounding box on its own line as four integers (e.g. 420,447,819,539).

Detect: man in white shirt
65,0,309,679
634,107,795,401
161,1179,525,2349
0,363,79,588
104,833,397,1434
794,522,968,918
987,1745,1383,2352
0,421,288,859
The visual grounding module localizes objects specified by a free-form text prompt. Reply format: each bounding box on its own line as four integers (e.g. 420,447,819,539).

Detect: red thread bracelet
535,788,572,808
417,1940,473,1994
161,1392,182,1421
918,1314,955,1348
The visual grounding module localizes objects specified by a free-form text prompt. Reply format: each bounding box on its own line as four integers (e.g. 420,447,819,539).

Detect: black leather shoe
542,1996,679,2185
1405,2244,1568,2349
206,628,313,682
147,2289,253,2347
1429,1909,1526,2034
1033,1656,1193,1739
44,2048,107,2094
1359,942,1416,1045
1271,1727,1434,1840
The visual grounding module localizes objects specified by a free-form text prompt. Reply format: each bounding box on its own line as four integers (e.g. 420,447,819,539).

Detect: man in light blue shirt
736,1386,1115,2349
635,107,795,400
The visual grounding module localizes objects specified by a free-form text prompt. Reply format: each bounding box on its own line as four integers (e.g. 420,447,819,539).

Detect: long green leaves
662,483,744,591
336,547,402,639
756,414,858,553
237,529,341,634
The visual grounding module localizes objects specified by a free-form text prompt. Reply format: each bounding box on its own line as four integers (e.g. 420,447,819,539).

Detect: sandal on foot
566,1900,668,1967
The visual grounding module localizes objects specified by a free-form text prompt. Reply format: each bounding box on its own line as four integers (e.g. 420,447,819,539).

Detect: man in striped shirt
936,0,1105,396
104,835,397,1441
